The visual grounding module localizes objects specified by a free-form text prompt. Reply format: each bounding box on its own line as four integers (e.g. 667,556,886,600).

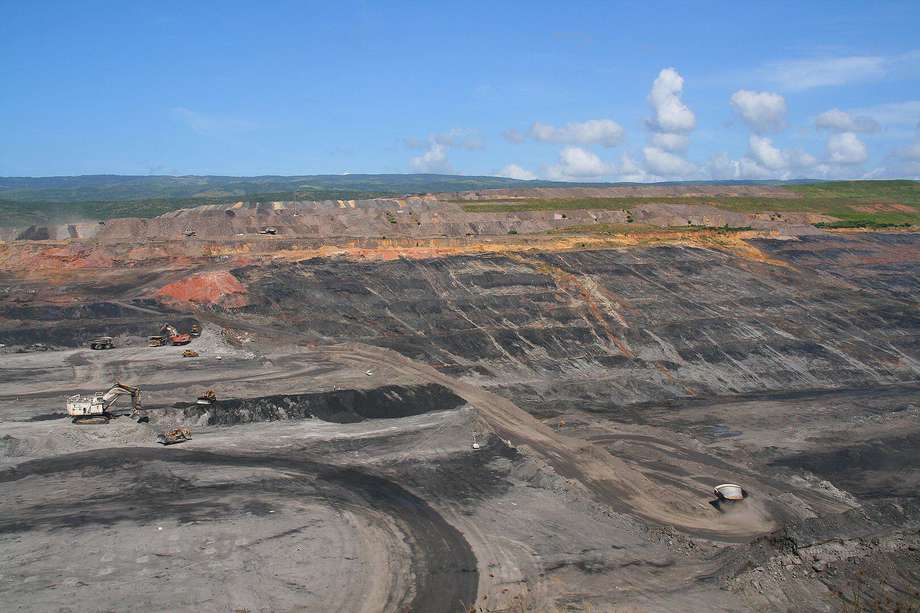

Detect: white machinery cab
66,393,106,417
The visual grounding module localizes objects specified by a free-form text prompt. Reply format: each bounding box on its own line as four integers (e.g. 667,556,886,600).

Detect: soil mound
156,271,248,307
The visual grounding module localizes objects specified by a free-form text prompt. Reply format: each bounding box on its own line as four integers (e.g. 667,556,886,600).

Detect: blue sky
2,1,919,180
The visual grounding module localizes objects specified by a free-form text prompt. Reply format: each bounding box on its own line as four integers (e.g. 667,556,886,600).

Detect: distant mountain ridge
0,173,819,204
0,174,912,229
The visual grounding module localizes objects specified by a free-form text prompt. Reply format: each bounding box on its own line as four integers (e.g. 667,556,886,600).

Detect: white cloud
761,55,888,91
650,132,689,152
410,143,450,173
850,100,920,127
744,135,818,174
498,164,537,180
730,90,787,133
707,153,741,180
815,108,880,133
529,119,625,147
502,128,526,144
432,128,483,150
827,132,868,164
748,135,787,170
643,146,696,177
406,127,482,172
547,146,615,179
616,153,653,182
648,68,695,133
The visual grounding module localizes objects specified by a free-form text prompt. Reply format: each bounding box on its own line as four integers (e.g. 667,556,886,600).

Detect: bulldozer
182,349,199,358
157,427,192,445
197,389,217,405
66,382,141,424
161,323,191,346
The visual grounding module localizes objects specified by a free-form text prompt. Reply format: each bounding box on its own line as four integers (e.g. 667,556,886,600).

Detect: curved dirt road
0,447,478,613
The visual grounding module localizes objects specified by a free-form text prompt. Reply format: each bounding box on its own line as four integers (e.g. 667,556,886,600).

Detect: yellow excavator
66,382,141,424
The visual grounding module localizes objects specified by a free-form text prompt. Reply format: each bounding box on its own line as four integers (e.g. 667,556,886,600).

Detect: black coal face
172,383,466,425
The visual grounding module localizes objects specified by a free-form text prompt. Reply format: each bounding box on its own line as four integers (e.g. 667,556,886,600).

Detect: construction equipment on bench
157,427,192,445
161,323,191,346
197,389,217,405
182,349,199,358
89,336,114,350
66,382,141,424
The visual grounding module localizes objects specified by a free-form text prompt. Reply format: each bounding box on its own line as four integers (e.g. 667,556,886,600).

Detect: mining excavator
161,323,191,346
66,382,141,424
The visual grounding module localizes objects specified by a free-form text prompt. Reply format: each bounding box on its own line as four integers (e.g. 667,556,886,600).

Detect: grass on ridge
460,181,920,226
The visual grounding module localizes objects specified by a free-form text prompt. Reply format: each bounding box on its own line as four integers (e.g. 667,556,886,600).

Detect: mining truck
89,336,114,350
148,335,167,347
66,382,141,424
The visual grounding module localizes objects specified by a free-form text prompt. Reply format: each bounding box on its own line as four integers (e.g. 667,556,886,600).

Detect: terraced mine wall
168,383,466,426
233,233,920,417
0,300,196,348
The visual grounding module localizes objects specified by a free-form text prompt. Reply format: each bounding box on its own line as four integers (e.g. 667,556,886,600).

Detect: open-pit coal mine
1,186,919,612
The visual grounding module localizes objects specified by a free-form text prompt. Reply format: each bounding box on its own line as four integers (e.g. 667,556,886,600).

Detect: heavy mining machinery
157,427,192,445
89,336,114,350
66,382,141,424
161,323,191,346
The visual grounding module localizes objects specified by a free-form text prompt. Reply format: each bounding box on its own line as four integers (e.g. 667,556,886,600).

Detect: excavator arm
100,382,142,412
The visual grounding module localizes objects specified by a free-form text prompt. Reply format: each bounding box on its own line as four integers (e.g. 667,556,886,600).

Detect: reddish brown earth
155,271,249,307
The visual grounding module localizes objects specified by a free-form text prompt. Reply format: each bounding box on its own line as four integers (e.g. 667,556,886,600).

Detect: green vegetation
460,180,920,227
0,173,583,227
813,220,912,229
549,223,755,237
1,175,918,229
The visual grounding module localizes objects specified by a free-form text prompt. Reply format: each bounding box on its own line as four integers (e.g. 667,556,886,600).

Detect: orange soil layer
155,271,249,307
0,229,795,278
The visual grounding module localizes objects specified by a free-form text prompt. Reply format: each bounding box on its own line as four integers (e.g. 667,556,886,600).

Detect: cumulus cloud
529,119,625,147
497,164,537,180
748,135,787,170
650,132,689,152
827,132,868,164
647,67,696,133
636,67,697,179
730,90,787,133
410,142,450,173
815,109,880,133
406,127,482,172
616,154,653,182
547,146,615,179
642,146,696,177
747,135,817,171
